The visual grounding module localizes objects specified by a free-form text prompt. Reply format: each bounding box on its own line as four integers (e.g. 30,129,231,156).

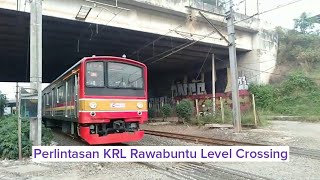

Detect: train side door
74,73,79,117
66,76,75,118
52,88,55,116
65,81,68,117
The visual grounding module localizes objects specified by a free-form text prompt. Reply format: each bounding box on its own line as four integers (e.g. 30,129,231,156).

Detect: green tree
0,91,6,117
176,99,194,122
276,26,320,67
294,12,315,34
160,104,172,121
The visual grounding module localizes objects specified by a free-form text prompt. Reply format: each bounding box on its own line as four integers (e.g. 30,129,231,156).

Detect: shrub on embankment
0,116,53,159
176,99,194,122
249,72,320,116
160,104,172,121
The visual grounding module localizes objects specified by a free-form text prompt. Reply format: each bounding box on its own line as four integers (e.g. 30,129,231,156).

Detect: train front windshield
86,61,144,93
107,62,144,89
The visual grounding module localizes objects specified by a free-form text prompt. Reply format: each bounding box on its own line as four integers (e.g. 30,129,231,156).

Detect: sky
0,0,319,101
236,0,319,29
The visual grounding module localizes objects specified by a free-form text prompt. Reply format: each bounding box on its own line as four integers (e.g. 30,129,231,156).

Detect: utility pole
226,0,241,132
15,83,18,115
211,54,216,114
30,0,42,146
16,83,22,160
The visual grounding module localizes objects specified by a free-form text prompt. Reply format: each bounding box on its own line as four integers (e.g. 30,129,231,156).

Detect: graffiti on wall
149,71,251,115
238,76,249,90
171,82,206,96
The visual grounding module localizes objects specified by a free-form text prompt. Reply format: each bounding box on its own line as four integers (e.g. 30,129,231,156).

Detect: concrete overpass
0,0,278,97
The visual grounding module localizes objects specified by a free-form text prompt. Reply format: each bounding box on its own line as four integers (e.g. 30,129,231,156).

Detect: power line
233,0,304,25
149,31,216,65
142,40,193,63
246,65,277,81
196,44,213,80
200,0,305,36
240,59,277,64
130,24,183,56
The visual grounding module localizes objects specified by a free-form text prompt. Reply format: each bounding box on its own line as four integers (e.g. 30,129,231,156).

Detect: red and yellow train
42,56,148,145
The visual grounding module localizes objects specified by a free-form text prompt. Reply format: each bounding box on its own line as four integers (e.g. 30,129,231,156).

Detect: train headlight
89,102,97,109
137,102,143,109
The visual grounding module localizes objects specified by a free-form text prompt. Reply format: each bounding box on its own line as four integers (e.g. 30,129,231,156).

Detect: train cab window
107,62,143,89
86,62,104,87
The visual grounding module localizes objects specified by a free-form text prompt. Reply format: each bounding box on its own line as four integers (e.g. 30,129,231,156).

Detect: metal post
256,0,259,19
220,97,225,123
212,54,216,114
16,84,22,160
244,0,247,16
226,0,241,132
16,82,18,115
195,99,199,119
252,94,258,127
30,0,42,146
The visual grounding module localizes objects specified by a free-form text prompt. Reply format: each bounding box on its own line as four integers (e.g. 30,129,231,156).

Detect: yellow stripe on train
44,106,75,111
79,99,148,111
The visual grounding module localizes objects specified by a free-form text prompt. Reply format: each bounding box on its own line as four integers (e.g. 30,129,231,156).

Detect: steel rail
144,130,265,146
144,129,320,160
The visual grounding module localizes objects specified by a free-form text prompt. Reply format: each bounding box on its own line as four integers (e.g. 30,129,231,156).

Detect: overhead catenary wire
142,40,194,63
199,0,304,36
141,8,227,65
132,2,226,61
245,65,277,81
76,1,127,49
149,31,216,65
233,0,304,26
130,24,184,56
195,44,213,80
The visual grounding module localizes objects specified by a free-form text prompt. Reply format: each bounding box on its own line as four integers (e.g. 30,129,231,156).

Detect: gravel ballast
1,120,320,179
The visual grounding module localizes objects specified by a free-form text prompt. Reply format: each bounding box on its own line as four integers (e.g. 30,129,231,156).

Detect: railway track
51,129,320,180
54,130,270,180
144,129,320,160
53,129,320,160
138,162,274,180
144,130,264,146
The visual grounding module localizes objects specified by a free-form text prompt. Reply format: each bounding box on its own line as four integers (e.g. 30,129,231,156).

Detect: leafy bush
0,91,6,117
148,108,156,118
176,99,194,122
0,116,53,159
160,104,172,121
280,72,316,93
250,72,320,116
249,84,275,109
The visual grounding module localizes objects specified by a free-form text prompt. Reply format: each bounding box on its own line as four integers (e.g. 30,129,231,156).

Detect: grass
251,70,320,121
189,107,269,128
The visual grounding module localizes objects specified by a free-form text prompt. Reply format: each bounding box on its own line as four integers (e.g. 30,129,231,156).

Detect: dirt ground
142,120,320,149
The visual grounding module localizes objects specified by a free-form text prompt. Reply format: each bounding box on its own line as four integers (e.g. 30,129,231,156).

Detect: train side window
86,62,104,87
47,92,51,106
67,77,74,102
56,88,59,103
52,88,56,105
43,94,45,107
57,85,64,103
